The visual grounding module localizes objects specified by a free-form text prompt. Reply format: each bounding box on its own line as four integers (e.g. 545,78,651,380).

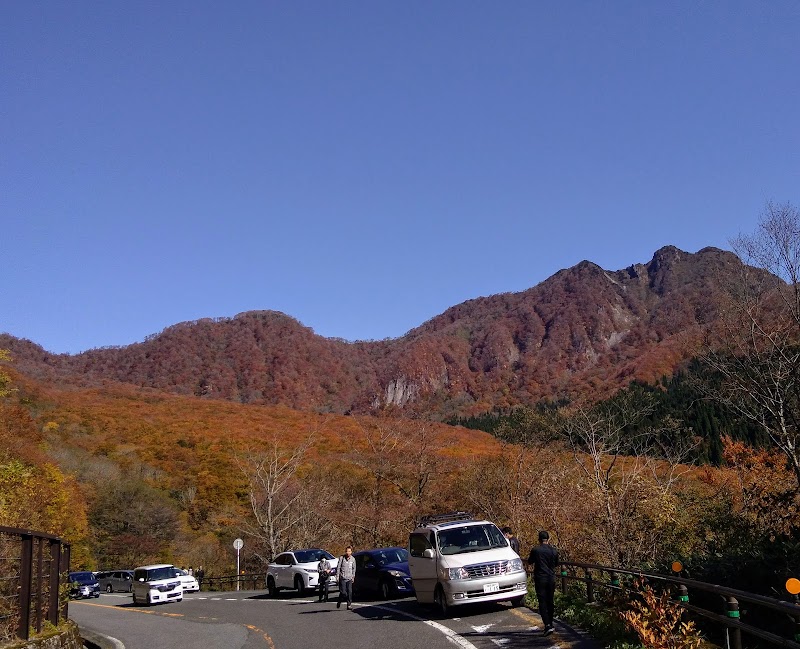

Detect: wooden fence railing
199,573,267,592
0,525,70,644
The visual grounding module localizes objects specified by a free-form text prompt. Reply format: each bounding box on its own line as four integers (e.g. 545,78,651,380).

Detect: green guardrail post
726,596,742,649
561,569,568,593
610,571,620,588
585,570,594,603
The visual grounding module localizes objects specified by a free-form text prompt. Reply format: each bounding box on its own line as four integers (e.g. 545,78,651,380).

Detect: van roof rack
418,511,474,526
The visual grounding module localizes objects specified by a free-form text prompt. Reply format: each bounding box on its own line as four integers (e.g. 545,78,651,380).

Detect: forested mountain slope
2,245,772,419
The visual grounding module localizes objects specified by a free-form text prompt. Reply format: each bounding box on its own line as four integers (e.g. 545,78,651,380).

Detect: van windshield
147,567,176,581
437,524,507,555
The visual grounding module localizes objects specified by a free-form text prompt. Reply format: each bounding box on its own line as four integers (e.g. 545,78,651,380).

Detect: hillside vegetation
1,246,776,419
2,214,800,608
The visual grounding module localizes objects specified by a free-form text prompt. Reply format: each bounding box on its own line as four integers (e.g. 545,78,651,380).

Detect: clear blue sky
2,2,798,354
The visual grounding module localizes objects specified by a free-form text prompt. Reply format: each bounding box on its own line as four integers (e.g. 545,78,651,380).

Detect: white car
171,568,200,592
266,549,338,596
132,564,183,605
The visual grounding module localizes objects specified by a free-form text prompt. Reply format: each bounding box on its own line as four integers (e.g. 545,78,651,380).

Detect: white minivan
132,564,183,605
408,512,527,615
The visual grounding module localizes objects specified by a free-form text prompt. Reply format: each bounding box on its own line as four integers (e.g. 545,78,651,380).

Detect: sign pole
233,538,244,591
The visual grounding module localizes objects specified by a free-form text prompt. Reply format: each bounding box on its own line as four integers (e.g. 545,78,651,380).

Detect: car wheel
434,585,449,617
106,584,113,593
294,575,304,595
379,579,391,600
510,595,525,608
132,592,138,605
267,576,277,597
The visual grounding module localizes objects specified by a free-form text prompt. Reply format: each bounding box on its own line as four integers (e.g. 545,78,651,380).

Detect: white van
132,564,183,605
408,512,527,615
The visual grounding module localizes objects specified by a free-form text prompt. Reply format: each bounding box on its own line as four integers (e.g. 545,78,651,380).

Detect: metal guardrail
0,525,71,643
559,561,800,649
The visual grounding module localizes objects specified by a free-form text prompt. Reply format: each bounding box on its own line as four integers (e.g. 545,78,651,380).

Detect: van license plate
483,583,499,593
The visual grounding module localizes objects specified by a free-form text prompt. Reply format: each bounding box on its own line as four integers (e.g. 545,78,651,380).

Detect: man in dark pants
527,530,558,636
336,546,356,610
317,554,332,602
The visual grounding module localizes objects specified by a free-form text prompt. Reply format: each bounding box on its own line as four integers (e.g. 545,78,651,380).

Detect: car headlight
508,558,523,572
304,568,318,573
387,570,406,578
443,567,469,580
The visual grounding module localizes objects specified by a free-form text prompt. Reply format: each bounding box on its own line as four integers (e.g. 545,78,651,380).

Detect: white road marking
351,603,479,649
471,624,494,633
490,640,510,647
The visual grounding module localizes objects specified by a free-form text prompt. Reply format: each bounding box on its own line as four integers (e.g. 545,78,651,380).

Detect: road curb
80,627,125,649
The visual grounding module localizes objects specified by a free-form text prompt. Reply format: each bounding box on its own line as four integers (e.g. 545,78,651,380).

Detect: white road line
490,640,510,647
352,603,479,649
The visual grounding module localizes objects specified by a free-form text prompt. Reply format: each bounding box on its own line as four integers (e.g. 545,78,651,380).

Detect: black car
353,547,413,599
68,571,100,598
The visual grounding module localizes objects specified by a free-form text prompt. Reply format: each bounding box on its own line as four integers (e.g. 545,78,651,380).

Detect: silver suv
408,512,527,615
97,570,134,593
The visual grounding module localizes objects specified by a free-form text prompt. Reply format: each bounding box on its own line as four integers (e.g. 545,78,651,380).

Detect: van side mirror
422,549,435,559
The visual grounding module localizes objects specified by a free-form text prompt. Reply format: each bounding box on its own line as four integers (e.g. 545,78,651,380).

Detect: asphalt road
69,589,596,649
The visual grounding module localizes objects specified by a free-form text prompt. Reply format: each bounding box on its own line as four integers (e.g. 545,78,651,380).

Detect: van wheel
379,579,391,600
132,592,137,605
106,584,113,593
294,575,305,595
434,585,449,617
267,577,277,597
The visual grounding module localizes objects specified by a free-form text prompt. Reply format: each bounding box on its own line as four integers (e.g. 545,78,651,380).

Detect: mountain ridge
1,245,766,419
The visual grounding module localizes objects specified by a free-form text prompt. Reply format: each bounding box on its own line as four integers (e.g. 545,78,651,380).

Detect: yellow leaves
0,349,14,398
620,580,703,649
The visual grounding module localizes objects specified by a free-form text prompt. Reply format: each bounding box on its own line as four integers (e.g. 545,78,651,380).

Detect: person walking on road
336,546,356,610
528,530,558,636
317,554,332,602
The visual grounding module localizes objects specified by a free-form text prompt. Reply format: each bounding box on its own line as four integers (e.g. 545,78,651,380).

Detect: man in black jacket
502,527,521,555
527,530,558,636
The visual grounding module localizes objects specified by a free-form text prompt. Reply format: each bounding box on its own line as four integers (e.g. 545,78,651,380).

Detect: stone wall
5,621,83,649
